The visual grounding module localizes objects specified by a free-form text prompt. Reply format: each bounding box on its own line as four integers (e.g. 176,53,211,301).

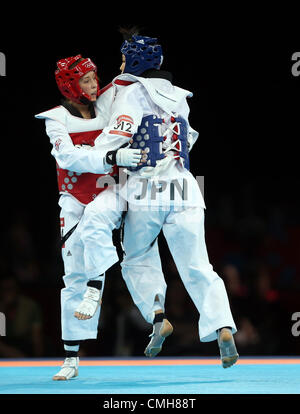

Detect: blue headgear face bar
121,35,163,76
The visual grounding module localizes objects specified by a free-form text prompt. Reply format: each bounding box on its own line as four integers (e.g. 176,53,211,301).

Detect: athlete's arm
46,118,142,172
94,84,144,153
46,118,112,174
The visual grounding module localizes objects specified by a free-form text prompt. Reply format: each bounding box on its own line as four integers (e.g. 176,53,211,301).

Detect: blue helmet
121,35,163,76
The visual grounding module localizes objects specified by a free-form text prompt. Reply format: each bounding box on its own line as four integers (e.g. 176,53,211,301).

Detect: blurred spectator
250,265,287,355
6,212,41,283
0,276,44,357
234,317,260,349
222,263,261,354
1,176,298,357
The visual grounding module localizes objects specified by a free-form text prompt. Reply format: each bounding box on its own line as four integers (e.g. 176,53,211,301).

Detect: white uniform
76,74,199,279
79,72,237,343
35,83,120,341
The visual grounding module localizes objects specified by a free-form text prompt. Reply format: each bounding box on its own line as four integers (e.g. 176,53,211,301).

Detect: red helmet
55,55,100,104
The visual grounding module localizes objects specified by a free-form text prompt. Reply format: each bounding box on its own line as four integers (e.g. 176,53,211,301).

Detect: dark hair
69,57,84,70
61,99,96,118
118,25,143,41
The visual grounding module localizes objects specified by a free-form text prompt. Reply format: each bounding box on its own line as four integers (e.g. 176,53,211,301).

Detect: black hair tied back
118,25,143,41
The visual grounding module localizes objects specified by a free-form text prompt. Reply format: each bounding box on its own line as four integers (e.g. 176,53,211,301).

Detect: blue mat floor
0,358,299,394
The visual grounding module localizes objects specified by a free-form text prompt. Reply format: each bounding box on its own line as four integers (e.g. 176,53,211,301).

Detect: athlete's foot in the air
144,318,173,357
217,327,239,368
74,286,101,320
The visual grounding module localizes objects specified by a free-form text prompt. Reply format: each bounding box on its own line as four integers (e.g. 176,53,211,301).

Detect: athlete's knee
81,206,112,233
83,202,104,222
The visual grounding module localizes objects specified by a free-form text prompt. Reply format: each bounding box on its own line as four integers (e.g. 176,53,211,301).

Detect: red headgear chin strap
55,54,100,104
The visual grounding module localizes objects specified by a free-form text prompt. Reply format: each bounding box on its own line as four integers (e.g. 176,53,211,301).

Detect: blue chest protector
129,114,190,172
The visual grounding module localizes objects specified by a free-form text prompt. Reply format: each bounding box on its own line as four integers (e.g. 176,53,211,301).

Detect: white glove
116,148,142,167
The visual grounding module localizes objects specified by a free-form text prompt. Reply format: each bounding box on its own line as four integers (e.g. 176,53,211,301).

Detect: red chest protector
35,81,130,205
56,129,118,205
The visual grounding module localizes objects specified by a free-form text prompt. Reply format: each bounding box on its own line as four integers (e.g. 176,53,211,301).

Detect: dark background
0,22,299,359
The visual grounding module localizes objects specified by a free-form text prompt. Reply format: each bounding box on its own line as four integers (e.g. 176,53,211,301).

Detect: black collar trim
61,100,96,119
140,69,173,83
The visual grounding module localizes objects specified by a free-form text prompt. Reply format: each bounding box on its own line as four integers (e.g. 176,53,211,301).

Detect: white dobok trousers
71,186,237,343
121,205,237,342
76,187,126,279
59,195,104,341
